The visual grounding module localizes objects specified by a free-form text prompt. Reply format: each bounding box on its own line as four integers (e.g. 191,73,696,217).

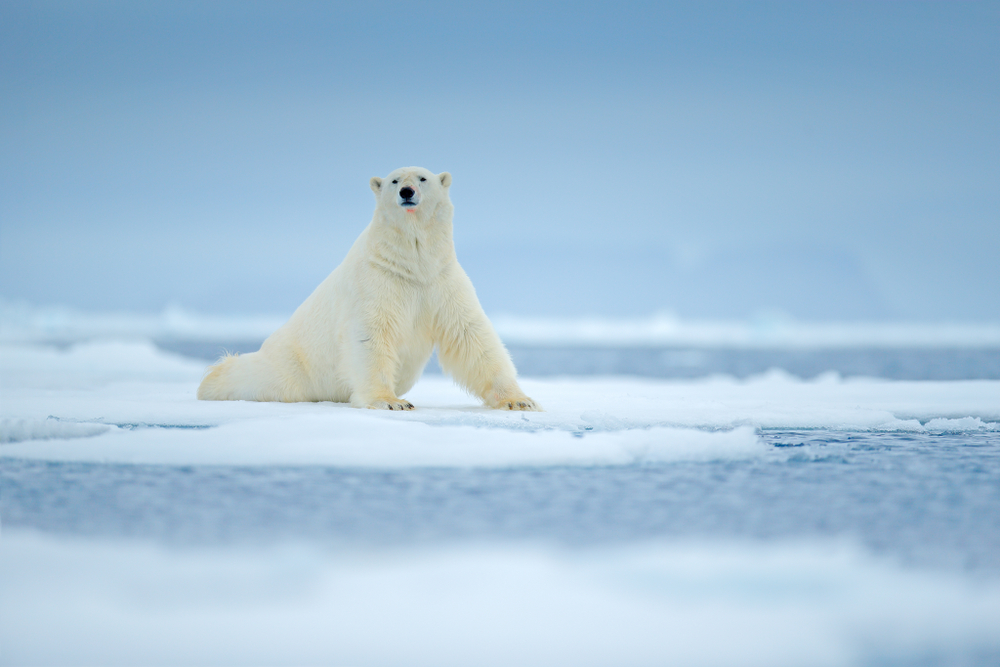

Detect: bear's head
370,167,452,220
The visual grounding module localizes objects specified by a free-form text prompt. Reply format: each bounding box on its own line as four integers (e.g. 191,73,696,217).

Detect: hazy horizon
2,1,998,322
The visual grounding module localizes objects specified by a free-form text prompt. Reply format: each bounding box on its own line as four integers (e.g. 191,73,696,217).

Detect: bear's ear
438,172,452,188
370,177,382,193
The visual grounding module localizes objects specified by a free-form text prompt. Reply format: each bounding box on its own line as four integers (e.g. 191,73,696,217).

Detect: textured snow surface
4,338,1000,665
1,341,998,466
0,417,109,443
3,531,1000,667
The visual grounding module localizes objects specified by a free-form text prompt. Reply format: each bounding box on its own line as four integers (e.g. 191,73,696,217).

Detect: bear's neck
366,206,457,280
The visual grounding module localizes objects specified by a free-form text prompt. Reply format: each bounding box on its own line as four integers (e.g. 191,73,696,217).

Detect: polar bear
197,167,539,411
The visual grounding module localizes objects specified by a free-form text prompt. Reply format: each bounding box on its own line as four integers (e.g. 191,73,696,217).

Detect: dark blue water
4,429,999,575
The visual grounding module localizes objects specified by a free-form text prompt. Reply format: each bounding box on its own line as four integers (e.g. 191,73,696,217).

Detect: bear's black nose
399,187,415,199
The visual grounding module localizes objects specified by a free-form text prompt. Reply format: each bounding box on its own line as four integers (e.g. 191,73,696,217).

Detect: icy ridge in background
3,299,1000,348
492,313,1000,348
0,299,286,343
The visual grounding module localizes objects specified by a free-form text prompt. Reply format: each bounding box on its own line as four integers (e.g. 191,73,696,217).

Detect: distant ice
0,339,206,388
3,531,1000,667
492,312,1000,348
1,340,998,467
923,416,1000,433
4,300,1000,349
0,299,285,344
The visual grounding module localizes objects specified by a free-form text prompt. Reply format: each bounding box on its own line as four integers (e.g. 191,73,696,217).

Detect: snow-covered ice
0,417,110,444
3,330,1000,666
1,340,998,466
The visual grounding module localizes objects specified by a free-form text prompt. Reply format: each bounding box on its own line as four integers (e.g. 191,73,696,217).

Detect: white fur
198,167,539,411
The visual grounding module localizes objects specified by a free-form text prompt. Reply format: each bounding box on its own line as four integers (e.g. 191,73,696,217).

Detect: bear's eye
419,177,426,182
391,180,398,184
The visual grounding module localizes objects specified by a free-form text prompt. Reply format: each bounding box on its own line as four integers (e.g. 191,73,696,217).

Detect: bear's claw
502,398,541,412
367,399,415,411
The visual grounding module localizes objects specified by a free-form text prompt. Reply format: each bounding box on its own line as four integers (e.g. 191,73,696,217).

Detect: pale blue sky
2,1,997,320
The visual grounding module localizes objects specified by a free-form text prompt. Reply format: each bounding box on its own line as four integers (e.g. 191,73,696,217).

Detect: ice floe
1,340,998,467
0,417,110,444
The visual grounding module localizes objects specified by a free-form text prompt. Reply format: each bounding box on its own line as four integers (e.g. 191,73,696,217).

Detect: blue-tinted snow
3,332,1000,665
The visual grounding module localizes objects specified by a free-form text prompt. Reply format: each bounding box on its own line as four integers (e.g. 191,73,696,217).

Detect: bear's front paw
498,396,542,412
365,398,415,411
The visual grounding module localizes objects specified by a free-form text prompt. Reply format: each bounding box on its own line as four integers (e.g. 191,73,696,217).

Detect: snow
0,339,207,388
0,418,110,444
3,530,1000,667
3,323,1000,665
0,417,766,467
1,340,998,467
